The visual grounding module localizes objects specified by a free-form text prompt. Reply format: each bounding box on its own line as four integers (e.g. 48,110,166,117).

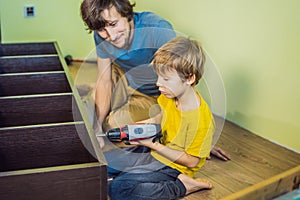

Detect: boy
108,36,215,199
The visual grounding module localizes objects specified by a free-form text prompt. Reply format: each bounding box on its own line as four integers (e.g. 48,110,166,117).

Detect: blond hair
152,36,205,86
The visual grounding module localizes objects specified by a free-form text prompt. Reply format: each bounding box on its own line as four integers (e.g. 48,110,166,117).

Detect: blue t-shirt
94,12,176,96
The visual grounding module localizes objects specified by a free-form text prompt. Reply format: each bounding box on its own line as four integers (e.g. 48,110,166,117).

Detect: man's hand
94,125,105,149
207,146,231,161
96,136,105,149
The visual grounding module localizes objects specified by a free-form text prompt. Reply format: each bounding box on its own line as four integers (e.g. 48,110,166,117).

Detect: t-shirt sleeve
184,99,216,159
157,94,167,108
152,19,176,48
185,120,215,158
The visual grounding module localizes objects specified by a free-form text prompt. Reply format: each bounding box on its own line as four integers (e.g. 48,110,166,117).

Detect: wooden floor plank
181,120,300,199
218,134,295,178
221,165,300,200
201,160,264,191
222,121,300,165
68,62,300,200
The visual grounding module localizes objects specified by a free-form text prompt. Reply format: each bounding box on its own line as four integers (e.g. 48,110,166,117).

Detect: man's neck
125,20,134,50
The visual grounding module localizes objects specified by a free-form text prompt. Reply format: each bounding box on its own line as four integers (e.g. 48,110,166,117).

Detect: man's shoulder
134,11,162,21
134,12,172,28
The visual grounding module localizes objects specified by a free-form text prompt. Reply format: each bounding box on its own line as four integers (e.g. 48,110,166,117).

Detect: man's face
97,5,133,49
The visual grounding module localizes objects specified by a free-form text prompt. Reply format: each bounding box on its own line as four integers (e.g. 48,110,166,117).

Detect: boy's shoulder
157,94,169,107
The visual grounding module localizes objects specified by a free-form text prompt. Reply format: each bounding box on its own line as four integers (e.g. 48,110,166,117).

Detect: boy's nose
156,77,163,87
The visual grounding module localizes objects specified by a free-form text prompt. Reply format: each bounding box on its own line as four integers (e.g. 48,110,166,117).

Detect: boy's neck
175,88,200,111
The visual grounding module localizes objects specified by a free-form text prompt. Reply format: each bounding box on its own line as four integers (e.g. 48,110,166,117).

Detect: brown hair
152,36,206,86
80,0,135,32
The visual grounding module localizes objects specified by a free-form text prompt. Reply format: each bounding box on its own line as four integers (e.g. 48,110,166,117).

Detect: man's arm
94,57,112,133
136,112,163,124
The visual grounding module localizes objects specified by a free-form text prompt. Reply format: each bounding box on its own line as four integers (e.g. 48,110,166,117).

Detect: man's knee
103,110,134,131
108,178,135,200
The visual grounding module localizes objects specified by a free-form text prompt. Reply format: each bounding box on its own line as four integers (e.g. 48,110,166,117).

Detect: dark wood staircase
0,42,107,200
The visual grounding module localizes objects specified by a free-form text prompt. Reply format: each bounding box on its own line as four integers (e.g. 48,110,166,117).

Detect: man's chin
111,44,123,49
111,41,126,49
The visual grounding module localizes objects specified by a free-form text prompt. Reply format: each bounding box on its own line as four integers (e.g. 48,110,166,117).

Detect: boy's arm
153,143,200,168
135,140,200,168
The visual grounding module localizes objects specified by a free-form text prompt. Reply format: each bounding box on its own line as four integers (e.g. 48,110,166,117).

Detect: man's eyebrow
106,20,118,25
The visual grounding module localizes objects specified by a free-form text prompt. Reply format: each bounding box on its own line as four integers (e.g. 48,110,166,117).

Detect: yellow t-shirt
151,91,215,177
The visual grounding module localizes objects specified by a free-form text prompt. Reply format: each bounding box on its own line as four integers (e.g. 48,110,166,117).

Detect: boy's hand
130,136,156,147
207,146,231,161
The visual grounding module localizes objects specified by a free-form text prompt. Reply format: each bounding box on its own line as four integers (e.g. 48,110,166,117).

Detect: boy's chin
162,93,174,99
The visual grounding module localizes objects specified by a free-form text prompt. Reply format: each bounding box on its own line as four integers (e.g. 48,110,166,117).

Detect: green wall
0,0,94,58
136,0,300,151
1,0,299,151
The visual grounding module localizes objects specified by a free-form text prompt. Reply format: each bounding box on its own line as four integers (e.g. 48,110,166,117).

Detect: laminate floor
68,61,300,200
183,118,300,200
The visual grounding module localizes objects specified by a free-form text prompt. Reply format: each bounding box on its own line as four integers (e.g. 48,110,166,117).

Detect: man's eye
109,22,117,27
98,28,105,32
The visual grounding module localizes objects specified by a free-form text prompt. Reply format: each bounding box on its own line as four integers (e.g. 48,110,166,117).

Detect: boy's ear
186,74,196,85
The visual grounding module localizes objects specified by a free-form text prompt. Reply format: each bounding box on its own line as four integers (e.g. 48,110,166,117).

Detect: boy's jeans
105,146,186,200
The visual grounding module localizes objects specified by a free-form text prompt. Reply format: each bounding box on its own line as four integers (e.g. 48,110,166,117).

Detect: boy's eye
163,77,169,81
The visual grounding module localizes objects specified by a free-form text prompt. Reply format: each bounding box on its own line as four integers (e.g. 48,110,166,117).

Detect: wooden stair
0,42,107,200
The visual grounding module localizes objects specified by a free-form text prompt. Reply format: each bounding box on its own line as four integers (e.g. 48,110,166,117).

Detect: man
80,0,230,160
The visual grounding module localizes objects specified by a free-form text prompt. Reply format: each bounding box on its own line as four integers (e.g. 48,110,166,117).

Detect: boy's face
97,5,133,49
156,68,189,99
